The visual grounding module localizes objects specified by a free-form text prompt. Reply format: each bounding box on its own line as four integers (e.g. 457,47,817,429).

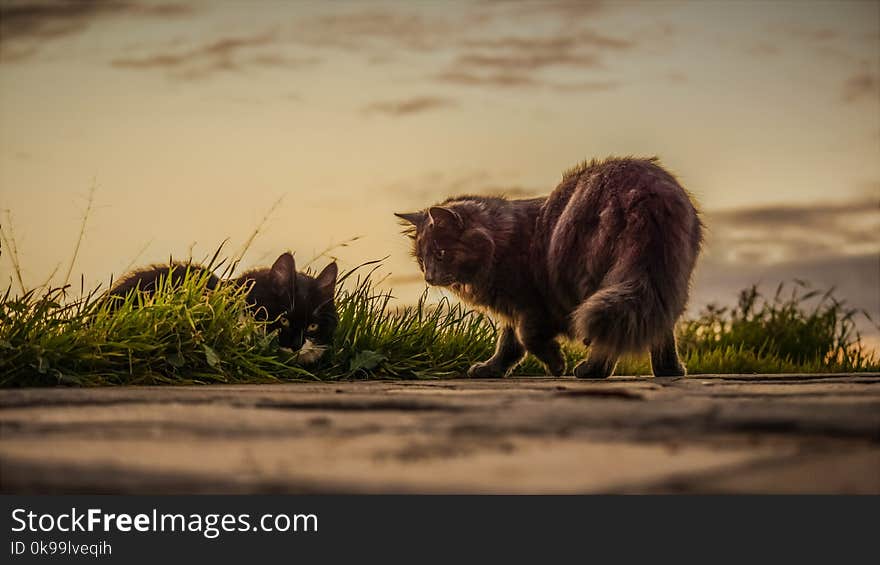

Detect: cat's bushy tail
570,215,700,356
571,277,676,355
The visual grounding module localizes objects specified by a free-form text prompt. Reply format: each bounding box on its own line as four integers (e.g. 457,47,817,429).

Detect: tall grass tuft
0,265,314,387
675,281,878,373
0,261,877,386
321,263,495,378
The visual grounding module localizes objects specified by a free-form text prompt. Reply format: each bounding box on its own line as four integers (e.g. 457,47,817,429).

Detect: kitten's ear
315,261,338,301
394,211,426,227
428,206,463,230
270,252,296,295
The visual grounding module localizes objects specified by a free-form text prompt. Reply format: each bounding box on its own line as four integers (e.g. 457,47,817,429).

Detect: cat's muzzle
279,339,327,364
295,339,327,364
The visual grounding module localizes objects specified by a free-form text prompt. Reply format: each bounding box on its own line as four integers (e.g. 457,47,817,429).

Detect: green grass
1,258,877,387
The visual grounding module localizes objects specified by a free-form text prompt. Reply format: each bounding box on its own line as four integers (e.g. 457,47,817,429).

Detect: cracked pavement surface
1,374,878,493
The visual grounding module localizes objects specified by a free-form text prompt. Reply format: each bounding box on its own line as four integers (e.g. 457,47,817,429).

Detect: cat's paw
652,362,686,377
541,361,565,377
573,358,615,379
467,361,507,378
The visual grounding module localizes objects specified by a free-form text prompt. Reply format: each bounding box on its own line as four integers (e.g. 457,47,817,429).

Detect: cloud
111,32,319,79
362,96,458,117
841,72,879,104
292,9,460,52
248,53,320,69
434,70,619,92
0,0,194,62
767,21,870,66
433,69,540,88
436,28,632,88
705,197,880,266
464,30,633,53
553,80,619,92
709,199,876,227
291,4,641,92
290,2,618,56
497,0,607,20
454,50,601,72
435,30,630,91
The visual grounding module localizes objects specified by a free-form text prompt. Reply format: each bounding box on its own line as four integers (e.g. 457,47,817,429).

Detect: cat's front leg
468,324,525,378
517,320,565,376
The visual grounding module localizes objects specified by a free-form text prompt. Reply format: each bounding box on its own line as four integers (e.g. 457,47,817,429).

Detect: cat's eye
280,318,290,327
307,323,319,332
434,248,446,261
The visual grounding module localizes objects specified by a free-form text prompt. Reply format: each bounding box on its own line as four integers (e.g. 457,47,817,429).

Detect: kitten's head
395,204,494,287
248,253,338,359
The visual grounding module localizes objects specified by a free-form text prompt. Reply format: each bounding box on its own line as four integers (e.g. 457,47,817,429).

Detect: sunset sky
1,1,878,339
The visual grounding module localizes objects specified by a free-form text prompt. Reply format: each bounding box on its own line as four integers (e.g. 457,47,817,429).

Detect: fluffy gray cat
396,156,703,378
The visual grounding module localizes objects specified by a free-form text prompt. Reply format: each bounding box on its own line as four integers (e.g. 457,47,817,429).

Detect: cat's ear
270,252,296,295
315,261,338,301
428,206,463,230
394,211,426,228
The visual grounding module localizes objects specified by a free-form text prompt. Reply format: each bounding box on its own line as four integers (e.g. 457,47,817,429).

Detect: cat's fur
109,253,338,363
396,156,703,378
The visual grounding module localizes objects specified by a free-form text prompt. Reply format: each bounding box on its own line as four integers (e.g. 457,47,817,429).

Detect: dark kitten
109,253,338,362
396,156,703,378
